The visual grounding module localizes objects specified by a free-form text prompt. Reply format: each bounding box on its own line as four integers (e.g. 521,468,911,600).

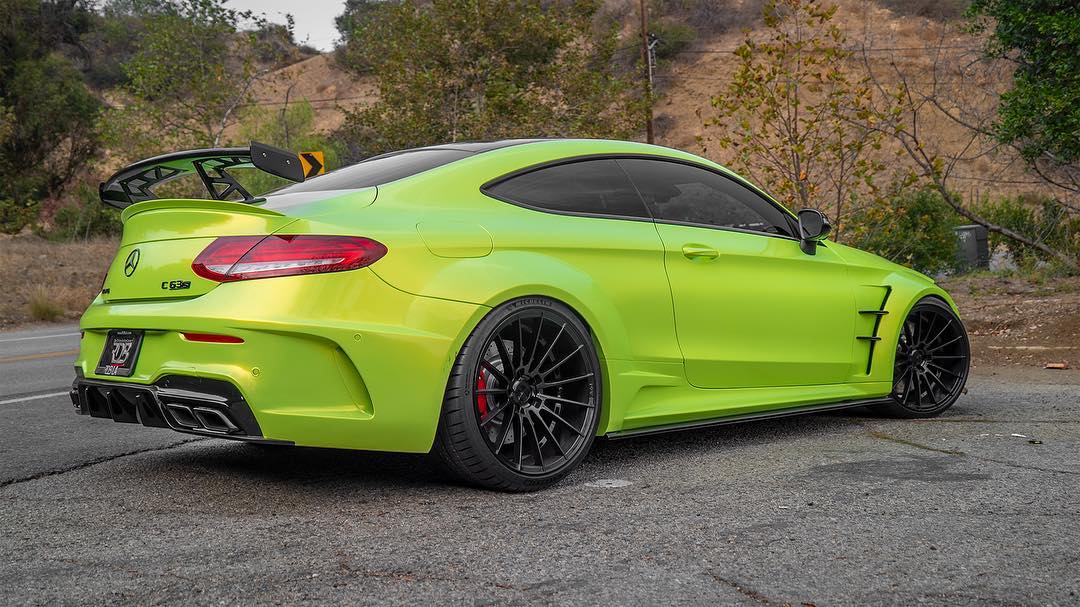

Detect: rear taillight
192,235,387,282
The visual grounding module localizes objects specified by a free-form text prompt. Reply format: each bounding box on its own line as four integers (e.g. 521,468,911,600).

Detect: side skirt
605,397,892,439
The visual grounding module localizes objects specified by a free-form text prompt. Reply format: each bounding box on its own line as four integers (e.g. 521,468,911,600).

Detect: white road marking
0,391,69,405
0,332,80,344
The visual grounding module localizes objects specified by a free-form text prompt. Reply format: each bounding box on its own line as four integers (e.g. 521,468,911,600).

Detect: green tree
104,0,272,156
337,0,643,157
335,0,397,68
0,0,101,233
968,0,1080,165
702,0,888,240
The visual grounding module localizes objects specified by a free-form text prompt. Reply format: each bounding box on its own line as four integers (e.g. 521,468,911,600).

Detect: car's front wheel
877,297,970,418
433,297,602,491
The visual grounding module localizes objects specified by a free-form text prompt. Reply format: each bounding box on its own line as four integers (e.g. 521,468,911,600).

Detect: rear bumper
71,373,291,445
75,269,488,453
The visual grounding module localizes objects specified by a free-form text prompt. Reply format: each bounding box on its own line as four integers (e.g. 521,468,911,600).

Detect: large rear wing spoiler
99,141,306,209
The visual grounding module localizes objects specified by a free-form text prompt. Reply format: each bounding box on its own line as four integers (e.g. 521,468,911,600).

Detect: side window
618,159,794,237
485,159,650,219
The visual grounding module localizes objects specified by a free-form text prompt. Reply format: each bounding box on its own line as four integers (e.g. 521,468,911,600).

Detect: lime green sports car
72,138,970,491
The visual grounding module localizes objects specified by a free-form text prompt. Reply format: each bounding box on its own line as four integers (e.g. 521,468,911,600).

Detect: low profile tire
876,297,970,418
433,297,602,491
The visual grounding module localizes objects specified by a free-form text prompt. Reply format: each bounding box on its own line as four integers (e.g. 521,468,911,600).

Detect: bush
653,0,766,33
0,198,36,234
652,20,696,60
877,0,968,21
848,188,963,274
42,185,123,241
972,194,1080,269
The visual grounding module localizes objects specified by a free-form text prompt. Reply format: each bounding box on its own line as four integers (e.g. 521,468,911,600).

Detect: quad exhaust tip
192,407,239,433
164,404,200,428
163,404,239,434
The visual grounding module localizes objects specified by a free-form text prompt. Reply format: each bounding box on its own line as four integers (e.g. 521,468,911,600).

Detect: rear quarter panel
285,142,686,366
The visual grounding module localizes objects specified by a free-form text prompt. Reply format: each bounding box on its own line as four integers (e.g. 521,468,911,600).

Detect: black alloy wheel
879,297,970,417
433,298,602,491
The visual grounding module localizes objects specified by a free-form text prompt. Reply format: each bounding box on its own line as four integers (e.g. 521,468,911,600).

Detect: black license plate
95,330,144,377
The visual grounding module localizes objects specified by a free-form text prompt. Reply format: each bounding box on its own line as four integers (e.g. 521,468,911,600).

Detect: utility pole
639,0,654,144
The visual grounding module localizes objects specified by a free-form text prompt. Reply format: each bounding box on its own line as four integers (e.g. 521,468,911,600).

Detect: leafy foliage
973,195,1080,268
968,0,1080,164
45,185,123,242
848,188,963,275
878,0,968,21
334,0,398,71
702,0,889,240
0,0,102,233
651,0,765,32
336,0,643,158
651,20,696,60
102,0,272,157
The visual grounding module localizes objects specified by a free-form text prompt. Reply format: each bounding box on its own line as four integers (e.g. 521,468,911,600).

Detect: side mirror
797,208,831,255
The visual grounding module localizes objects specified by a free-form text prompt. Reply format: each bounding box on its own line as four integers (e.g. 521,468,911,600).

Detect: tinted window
486,160,649,218
271,149,472,194
619,159,794,237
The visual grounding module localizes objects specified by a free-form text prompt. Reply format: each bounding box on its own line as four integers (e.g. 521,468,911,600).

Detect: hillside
246,54,376,135
247,0,1043,201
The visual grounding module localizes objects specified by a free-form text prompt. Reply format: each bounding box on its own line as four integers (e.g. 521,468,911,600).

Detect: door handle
681,245,719,261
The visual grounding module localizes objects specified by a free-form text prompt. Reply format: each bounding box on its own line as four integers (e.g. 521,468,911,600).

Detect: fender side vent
858,286,892,374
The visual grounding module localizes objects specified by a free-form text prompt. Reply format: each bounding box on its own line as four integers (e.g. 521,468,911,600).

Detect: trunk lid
102,200,295,303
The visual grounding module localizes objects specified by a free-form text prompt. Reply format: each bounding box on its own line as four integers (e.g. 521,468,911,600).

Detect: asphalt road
1,324,1078,605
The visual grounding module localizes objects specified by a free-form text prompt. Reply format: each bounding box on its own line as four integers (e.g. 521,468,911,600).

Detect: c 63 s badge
162,280,191,291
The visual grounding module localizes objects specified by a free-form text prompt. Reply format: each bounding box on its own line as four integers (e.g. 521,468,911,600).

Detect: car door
618,158,856,390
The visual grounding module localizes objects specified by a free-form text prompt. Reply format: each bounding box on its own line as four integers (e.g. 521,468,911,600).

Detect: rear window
484,159,650,218
270,149,472,194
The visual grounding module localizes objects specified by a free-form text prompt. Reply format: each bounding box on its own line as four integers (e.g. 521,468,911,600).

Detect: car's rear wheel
877,297,970,418
433,297,602,491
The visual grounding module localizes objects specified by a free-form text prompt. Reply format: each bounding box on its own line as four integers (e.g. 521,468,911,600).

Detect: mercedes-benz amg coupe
72,138,970,490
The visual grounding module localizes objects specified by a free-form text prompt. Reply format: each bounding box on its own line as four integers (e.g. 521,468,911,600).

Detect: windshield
269,149,473,195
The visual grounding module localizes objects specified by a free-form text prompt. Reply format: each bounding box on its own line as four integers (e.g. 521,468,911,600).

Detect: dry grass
24,285,66,322
0,235,118,328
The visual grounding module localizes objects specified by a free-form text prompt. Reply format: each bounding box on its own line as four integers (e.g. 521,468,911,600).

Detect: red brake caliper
476,371,489,417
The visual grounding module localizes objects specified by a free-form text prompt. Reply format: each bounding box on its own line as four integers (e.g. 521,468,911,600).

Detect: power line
236,76,995,108
616,43,982,55
237,94,371,107
653,75,999,85
237,43,988,108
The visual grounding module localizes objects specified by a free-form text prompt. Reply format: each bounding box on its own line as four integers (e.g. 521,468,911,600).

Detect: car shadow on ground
163,405,936,494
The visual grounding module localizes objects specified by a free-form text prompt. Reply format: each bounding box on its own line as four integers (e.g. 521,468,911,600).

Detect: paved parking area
1,329,1078,605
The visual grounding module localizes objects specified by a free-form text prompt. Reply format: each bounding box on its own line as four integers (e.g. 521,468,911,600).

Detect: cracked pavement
2,324,1079,605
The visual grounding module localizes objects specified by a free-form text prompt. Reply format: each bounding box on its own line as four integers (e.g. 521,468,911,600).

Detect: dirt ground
0,235,117,328
1,236,1077,372
940,274,1080,371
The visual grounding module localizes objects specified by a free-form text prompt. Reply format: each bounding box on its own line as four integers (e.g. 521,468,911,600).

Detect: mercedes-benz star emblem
124,249,141,277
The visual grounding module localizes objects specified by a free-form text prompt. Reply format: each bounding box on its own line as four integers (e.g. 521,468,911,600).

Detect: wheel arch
879,283,965,381
452,290,616,436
